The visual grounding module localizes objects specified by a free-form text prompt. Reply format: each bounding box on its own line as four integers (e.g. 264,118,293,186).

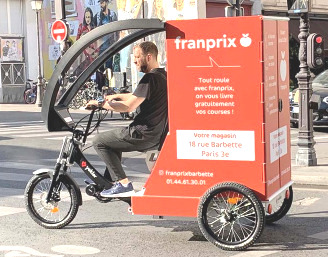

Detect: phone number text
166,179,206,186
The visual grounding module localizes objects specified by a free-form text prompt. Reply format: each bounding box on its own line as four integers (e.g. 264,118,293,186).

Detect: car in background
290,69,328,128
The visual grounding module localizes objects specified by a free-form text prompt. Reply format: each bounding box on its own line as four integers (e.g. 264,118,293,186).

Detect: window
50,0,77,18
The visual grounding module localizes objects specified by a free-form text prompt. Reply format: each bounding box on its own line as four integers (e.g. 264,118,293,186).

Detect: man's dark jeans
93,127,160,181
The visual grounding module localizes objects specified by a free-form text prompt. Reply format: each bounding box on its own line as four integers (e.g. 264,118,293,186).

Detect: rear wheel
24,89,36,104
198,182,265,251
24,173,79,229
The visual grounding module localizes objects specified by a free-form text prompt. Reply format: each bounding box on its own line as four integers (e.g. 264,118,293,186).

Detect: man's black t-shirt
130,68,167,137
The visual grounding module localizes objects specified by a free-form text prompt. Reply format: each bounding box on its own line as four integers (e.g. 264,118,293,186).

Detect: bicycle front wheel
24,173,79,229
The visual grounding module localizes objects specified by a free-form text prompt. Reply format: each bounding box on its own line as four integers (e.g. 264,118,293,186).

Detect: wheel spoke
213,220,230,235
239,207,256,218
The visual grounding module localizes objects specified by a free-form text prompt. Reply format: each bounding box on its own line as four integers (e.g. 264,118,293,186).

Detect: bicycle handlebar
74,105,107,144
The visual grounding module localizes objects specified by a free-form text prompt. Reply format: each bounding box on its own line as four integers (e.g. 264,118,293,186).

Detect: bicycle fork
46,136,72,203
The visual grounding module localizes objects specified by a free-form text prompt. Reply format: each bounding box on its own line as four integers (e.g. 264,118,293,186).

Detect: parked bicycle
24,79,47,104
69,80,102,109
24,80,37,104
102,70,134,120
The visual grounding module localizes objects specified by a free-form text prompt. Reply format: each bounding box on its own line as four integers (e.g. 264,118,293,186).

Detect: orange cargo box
132,16,291,217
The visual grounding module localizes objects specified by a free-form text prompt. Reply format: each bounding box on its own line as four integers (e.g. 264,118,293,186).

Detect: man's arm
86,93,145,112
105,92,132,102
106,94,145,112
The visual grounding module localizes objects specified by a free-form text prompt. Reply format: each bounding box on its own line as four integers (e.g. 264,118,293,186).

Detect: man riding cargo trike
24,17,293,251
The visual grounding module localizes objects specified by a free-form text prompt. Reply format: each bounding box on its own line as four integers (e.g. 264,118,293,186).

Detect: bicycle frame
45,109,112,204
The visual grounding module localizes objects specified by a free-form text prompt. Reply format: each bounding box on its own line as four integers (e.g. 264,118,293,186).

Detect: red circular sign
51,20,68,43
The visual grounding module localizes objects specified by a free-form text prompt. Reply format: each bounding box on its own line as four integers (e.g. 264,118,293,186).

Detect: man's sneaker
100,182,135,198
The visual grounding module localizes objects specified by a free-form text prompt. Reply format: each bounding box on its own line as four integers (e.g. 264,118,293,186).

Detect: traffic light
307,33,324,69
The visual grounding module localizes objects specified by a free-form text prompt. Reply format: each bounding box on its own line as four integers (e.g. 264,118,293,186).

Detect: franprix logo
240,34,252,47
85,166,97,178
174,34,252,51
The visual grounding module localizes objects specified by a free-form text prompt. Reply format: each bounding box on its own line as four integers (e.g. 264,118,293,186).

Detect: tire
24,173,79,229
313,112,322,122
24,89,36,104
198,182,265,251
266,186,293,224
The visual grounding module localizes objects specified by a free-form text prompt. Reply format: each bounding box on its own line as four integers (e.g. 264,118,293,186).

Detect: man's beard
140,64,148,73
139,58,148,73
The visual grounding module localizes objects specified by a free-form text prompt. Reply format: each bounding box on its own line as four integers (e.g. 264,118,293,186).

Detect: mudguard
32,169,83,206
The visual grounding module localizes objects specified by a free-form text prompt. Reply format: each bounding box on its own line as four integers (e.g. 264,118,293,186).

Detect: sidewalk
291,137,328,186
1,103,328,186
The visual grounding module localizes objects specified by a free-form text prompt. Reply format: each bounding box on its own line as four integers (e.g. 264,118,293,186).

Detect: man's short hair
136,41,158,59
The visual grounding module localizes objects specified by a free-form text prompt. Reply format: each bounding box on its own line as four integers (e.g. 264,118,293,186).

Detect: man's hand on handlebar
105,94,120,102
85,98,104,110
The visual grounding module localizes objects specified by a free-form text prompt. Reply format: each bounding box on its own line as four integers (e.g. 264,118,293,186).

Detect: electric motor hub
86,184,96,196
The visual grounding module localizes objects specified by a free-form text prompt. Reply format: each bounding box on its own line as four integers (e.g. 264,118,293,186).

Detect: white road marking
0,121,43,125
0,188,24,198
0,172,39,182
0,246,63,257
294,187,328,192
0,130,66,137
0,206,25,217
232,250,280,256
0,162,55,171
51,245,100,255
308,231,328,240
0,120,129,140
293,197,320,206
0,125,44,131
0,161,102,173
15,133,69,138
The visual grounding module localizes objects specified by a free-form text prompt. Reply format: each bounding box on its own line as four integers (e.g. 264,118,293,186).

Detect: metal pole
295,12,317,166
55,0,67,56
55,0,66,20
35,10,44,107
236,0,240,16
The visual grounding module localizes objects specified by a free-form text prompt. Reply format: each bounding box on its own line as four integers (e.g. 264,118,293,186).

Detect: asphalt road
1,109,328,256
